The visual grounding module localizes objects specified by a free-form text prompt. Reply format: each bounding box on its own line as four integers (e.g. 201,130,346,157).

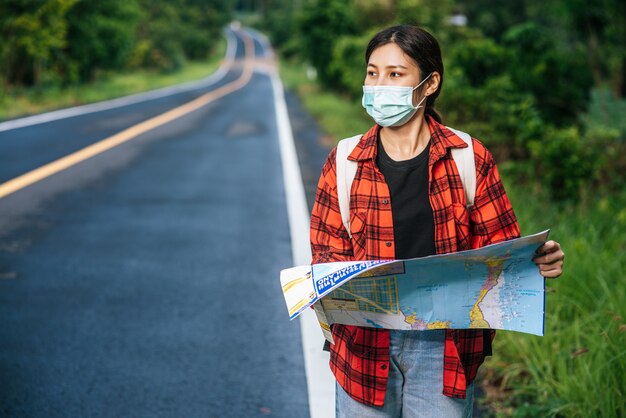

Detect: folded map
280,230,549,343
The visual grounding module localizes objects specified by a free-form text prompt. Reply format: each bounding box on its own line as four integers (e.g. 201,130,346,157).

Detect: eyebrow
367,63,409,70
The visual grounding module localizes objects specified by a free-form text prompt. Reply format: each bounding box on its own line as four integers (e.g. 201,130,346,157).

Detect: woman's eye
390,72,401,78
367,71,377,77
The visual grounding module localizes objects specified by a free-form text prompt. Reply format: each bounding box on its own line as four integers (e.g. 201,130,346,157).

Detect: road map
280,231,549,344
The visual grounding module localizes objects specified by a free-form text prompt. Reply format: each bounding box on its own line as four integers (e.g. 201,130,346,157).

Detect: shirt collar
348,116,469,163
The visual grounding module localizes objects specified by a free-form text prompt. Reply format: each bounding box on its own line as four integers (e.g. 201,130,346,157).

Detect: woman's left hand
533,240,565,278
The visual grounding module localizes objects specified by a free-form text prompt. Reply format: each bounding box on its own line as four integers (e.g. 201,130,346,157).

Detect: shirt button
382,198,389,205
385,241,392,247
380,364,388,370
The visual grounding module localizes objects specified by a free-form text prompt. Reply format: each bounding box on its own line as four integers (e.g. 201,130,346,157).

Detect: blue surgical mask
362,73,432,127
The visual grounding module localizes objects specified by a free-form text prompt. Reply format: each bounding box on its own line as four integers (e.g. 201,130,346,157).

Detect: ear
424,72,441,96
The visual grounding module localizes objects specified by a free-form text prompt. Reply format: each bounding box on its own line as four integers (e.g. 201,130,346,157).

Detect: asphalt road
0,29,311,417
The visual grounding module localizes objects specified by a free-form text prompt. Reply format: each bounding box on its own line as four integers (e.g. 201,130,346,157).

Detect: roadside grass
279,60,372,140
0,37,226,121
278,58,626,417
481,184,626,417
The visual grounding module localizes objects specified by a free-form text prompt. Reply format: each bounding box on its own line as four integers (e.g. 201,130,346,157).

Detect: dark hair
365,25,444,123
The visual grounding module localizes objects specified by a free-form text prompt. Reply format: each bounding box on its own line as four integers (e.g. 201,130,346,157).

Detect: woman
309,25,565,417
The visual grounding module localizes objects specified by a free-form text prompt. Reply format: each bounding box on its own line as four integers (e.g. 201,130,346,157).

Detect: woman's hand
533,240,565,278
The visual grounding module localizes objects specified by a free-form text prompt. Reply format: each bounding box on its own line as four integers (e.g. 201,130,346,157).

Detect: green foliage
65,0,140,82
268,0,624,203
580,88,626,192
298,0,357,88
485,184,626,417
528,127,598,201
352,0,395,28
131,1,186,73
279,60,372,140
0,0,233,88
439,71,543,161
254,0,302,60
394,0,455,31
446,37,508,87
582,88,626,141
178,0,231,60
0,0,78,86
328,32,375,98
456,0,529,40
0,37,226,120
563,0,626,96
502,22,592,126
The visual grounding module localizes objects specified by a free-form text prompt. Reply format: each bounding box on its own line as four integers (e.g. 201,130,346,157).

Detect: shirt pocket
349,211,367,258
452,203,471,251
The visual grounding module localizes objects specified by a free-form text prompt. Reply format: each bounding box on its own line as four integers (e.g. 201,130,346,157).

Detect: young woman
309,25,565,417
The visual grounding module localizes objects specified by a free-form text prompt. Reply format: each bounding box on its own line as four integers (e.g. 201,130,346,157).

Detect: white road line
0,30,238,133
266,41,336,418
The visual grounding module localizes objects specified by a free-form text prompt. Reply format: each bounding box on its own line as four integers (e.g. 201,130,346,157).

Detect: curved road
0,28,320,417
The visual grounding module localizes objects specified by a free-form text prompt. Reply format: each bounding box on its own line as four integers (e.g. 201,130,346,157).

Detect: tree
0,0,78,87
564,0,626,97
298,0,357,87
64,0,140,82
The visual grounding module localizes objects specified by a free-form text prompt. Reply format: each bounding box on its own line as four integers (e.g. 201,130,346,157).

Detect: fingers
536,255,563,278
533,250,565,265
536,240,560,255
540,266,563,278
534,240,565,265
534,239,565,279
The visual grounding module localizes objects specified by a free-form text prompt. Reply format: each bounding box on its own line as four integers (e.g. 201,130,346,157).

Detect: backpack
335,127,476,238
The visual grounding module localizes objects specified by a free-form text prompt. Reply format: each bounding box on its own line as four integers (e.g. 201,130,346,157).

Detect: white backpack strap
447,127,476,208
336,135,362,238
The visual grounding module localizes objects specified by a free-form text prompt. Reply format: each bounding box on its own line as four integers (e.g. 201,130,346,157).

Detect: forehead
368,43,419,71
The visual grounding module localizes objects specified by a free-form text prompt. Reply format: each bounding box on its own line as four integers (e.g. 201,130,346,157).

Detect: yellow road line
0,32,256,200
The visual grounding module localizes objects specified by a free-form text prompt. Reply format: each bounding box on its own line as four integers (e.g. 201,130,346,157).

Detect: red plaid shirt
310,116,520,406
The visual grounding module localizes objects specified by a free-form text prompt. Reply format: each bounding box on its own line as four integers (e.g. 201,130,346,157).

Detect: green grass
278,58,626,418
0,36,226,121
481,184,626,417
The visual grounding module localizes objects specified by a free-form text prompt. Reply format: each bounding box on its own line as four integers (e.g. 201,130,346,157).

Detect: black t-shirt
376,135,436,260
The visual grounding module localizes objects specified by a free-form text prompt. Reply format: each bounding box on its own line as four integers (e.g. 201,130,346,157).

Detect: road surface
0,27,327,418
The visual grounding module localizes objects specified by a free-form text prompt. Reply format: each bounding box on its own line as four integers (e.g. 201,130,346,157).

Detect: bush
581,87,626,141
65,0,141,82
582,125,626,194
528,126,599,201
503,22,593,127
298,0,357,88
439,70,543,161
132,2,186,73
328,31,376,98
446,37,508,87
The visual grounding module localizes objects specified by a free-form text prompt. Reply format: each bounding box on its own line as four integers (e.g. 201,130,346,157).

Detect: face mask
362,73,432,127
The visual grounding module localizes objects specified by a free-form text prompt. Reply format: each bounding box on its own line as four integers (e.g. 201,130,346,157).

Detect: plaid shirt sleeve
469,139,521,248
310,146,354,264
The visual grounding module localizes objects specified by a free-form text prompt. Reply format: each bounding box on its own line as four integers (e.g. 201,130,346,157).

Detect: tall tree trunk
33,59,40,86
4,49,12,90
585,22,604,88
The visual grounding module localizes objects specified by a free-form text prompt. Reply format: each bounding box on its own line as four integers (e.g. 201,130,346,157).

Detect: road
0,28,326,417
